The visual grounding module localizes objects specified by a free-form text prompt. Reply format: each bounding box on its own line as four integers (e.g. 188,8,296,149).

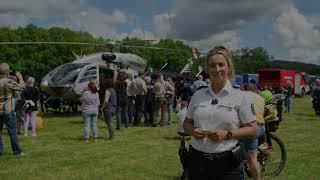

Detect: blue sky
0,0,320,65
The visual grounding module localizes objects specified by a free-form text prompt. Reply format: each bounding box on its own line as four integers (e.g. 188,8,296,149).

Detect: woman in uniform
183,46,258,180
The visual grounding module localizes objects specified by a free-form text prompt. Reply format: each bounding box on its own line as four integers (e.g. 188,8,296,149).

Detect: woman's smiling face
207,54,229,84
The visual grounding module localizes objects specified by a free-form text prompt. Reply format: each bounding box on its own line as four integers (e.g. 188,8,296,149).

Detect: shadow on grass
58,135,83,142
58,135,109,142
40,112,82,118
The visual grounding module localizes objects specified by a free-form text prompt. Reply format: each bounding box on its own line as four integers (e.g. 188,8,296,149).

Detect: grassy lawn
0,96,319,179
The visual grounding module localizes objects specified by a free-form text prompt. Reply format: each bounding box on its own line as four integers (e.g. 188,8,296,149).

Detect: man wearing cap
193,75,207,90
0,63,24,156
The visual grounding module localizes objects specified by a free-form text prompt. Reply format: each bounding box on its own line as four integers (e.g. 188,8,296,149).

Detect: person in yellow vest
259,86,273,103
242,83,266,180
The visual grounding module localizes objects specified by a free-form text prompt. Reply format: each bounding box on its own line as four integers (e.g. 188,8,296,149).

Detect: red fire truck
258,68,307,96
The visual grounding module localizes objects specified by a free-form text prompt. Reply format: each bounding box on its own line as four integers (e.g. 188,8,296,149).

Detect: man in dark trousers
129,71,147,126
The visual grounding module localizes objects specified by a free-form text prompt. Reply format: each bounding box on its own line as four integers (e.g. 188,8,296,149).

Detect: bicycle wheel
259,133,287,177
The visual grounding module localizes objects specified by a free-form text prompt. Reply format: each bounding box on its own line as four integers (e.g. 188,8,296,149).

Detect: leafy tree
1,24,318,83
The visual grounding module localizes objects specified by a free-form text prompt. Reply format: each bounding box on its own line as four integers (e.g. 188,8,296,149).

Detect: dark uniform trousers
128,96,134,123
134,95,145,126
188,146,244,180
313,92,320,115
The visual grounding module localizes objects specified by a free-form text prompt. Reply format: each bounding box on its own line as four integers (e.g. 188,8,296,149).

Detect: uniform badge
251,104,256,115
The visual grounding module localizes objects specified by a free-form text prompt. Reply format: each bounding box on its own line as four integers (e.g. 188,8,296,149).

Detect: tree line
0,24,318,81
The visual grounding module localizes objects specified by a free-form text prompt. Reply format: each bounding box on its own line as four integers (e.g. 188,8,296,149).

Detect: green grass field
0,97,319,180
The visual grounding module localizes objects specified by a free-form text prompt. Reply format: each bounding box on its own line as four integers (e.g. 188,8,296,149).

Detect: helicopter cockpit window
83,67,97,77
79,66,97,83
79,76,97,83
51,63,88,84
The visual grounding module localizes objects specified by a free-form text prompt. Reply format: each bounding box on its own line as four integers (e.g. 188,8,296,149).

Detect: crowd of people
0,45,318,179
0,58,206,155
79,64,211,142
79,46,293,179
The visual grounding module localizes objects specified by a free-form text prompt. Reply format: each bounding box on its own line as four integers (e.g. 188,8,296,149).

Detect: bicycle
244,120,287,178
178,120,287,179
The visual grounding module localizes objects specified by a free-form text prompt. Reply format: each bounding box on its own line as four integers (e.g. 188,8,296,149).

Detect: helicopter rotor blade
0,41,189,52
120,45,187,52
0,41,106,46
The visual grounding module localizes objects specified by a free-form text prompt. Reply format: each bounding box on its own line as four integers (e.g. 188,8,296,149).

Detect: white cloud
153,13,174,38
0,0,159,42
121,29,157,40
187,31,241,52
167,0,291,40
152,11,242,52
274,6,320,65
0,0,128,39
112,10,127,24
307,14,320,28
65,7,128,38
0,13,27,27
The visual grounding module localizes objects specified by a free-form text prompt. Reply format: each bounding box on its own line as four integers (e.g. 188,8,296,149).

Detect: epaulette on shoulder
197,86,208,91
196,85,208,91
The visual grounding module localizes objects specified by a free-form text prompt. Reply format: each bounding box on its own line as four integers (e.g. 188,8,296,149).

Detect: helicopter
37,41,194,101
40,51,148,101
0,41,201,112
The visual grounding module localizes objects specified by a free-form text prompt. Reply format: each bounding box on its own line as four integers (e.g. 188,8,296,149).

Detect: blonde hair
206,46,235,80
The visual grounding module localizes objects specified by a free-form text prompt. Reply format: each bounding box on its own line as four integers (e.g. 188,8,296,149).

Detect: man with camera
0,63,24,156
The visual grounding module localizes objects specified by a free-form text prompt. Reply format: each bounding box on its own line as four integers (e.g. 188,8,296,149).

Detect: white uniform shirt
130,77,147,96
177,107,187,133
125,79,132,97
186,80,256,153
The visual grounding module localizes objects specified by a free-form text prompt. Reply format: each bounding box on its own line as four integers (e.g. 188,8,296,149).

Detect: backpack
116,85,128,105
145,86,155,105
264,103,279,121
23,100,35,113
264,103,280,132
128,79,139,96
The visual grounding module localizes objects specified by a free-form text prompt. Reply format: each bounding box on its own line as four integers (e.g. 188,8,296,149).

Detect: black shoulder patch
251,104,256,115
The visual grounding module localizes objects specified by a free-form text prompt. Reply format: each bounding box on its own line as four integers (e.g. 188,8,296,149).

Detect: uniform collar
208,80,233,96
